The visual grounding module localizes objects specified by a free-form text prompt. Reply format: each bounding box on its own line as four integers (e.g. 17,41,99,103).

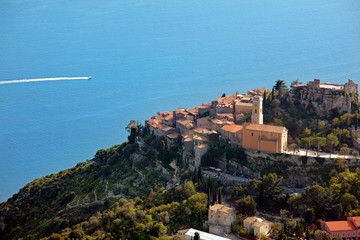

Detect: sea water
0,0,359,202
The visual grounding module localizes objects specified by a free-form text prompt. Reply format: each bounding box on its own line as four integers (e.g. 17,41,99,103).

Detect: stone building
220,124,243,147
242,123,288,153
243,217,273,238
207,204,236,235
322,216,360,240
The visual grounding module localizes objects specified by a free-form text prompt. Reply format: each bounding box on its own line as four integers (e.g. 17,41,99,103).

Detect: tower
251,96,263,124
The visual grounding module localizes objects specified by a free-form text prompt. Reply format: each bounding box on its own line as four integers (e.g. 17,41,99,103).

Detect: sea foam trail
0,76,91,85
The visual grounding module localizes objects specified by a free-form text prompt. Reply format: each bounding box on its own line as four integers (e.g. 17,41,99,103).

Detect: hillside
0,138,192,239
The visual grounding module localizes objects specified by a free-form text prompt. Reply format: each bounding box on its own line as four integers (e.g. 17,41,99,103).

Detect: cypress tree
218,188,222,204
197,167,202,182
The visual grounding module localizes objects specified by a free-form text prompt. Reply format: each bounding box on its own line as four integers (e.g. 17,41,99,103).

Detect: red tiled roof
198,103,211,109
244,123,286,134
221,124,243,134
348,217,360,227
164,115,174,121
325,221,356,231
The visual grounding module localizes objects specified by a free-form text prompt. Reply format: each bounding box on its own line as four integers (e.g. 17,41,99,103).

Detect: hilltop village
146,79,359,169
146,88,288,169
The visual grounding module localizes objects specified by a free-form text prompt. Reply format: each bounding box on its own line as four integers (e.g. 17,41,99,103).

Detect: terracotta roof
253,88,269,94
244,217,263,223
211,119,233,125
221,124,243,134
236,101,253,107
193,127,211,135
146,119,163,128
221,95,235,103
193,134,209,142
160,126,173,132
209,204,235,213
195,144,209,149
198,103,211,109
244,123,286,134
187,107,198,115
240,97,251,102
164,115,174,121
167,133,179,139
325,221,356,231
196,116,211,126
157,111,173,116
177,119,195,129
349,216,360,227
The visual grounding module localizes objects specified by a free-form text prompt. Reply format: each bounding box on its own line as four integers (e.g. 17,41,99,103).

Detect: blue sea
0,0,359,202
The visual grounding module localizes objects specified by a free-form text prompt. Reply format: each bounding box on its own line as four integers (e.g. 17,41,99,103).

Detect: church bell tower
251,96,263,124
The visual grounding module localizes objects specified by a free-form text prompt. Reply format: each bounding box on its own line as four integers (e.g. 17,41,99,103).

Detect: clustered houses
146,88,288,168
322,217,360,240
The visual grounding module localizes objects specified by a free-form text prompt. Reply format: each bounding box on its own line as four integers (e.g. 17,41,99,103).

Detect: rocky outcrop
289,79,359,117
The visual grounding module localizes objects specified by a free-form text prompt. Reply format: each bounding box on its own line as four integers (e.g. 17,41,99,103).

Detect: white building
177,228,231,240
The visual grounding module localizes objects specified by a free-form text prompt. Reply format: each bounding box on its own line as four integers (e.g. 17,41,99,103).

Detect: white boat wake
0,76,92,85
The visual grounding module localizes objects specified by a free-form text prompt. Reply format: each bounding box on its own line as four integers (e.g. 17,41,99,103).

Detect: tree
279,227,287,240
305,227,312,240
303,128,311,136
194,232,200,240
295,221,304,239
197,167,203,182
274,80,288,97
340,193,359,213
326,134,339,157
235,196,257,216
314,230,331,240
288,143,298,154
126,120,139,144
301,137,312,156
352,150,359,159
291,80,302,87
339,147,351,158
317,121,326,131
272,99,281,109
218,188,222,204
261,173,283,200
313,137,326,156
171,235,187,240
304,208,315,225
270,222,282,239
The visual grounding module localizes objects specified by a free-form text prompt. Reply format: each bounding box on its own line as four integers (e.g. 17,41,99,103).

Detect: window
255,109,257,113
347,232,350,237
332,233,335,238
343,233,345,237
238,110,240,113
244,111,246,114
358,232,360,236
254,104,258,107
353,232,355,236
